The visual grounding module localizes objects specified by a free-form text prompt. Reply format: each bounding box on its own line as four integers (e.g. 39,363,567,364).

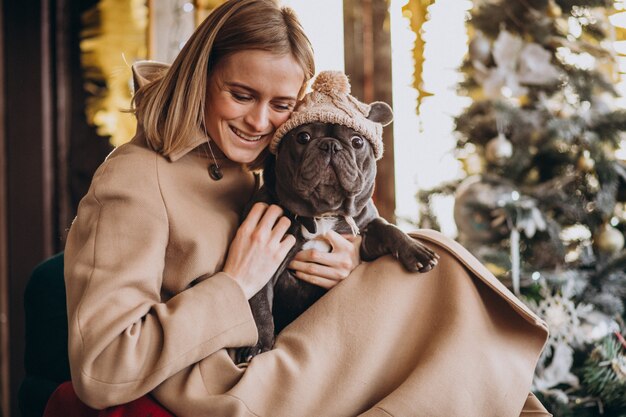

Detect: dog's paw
396,240,439,273
235,344,270,364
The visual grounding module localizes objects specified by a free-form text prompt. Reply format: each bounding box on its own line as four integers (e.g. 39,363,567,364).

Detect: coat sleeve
64,146,258,409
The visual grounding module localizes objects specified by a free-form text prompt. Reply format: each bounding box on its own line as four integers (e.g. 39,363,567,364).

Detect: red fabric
43,381,175,417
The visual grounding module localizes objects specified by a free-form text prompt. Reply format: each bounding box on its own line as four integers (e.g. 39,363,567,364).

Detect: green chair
18,253,70,417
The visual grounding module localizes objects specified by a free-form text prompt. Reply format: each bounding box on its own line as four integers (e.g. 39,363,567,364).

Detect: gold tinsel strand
401,0,435,113
80,0,148,147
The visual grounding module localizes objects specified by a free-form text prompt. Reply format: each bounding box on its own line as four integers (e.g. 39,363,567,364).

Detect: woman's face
204,50,305,164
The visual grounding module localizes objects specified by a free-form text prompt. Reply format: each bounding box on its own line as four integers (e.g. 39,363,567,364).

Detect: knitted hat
131,60,170,90
270,71,393,160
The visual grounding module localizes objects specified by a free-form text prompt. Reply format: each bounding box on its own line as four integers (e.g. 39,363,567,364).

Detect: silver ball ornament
469,33,492,64
453,176,515,243
485,133,513,166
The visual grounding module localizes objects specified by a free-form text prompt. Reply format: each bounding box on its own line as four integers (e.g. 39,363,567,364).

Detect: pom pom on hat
311,71,351,96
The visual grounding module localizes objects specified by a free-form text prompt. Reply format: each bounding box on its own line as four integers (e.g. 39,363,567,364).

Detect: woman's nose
244,103,271,133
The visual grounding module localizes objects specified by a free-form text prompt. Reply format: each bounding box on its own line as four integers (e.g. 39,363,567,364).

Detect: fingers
271,215,292,241
256,204,295,255
243,203,291,242
289,231,361,290
289,258,347,281
257,204,285,231
291,270,340,290
224,203,295,299
279,233,297,255
241,202,270,230
325,230,357,250
292,248,347,268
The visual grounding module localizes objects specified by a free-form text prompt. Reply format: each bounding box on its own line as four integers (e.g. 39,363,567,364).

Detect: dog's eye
297,132,311,144
351,136,364,149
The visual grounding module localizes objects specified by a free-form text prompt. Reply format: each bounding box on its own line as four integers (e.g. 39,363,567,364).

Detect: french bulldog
235,103,439,364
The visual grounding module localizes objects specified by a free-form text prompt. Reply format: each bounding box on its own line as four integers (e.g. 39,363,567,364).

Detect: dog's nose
319,139,343,154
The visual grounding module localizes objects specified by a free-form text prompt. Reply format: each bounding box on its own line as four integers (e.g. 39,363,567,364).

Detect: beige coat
64,130,551,416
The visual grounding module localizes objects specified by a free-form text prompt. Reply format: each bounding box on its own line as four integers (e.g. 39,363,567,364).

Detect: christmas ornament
578,310,620,342
473,31,560,99
524,167,540,184
582,334,626,407
533,341,579,403
484,133,513,165
586,174,600,193
493,197,547,295
453,176,514,242
461,153,483,175
534,290,588,350
594,223,625,254
527,283,599,402
469,32,491,65
517,43,561,86
577,150,595,172
527,282,595,357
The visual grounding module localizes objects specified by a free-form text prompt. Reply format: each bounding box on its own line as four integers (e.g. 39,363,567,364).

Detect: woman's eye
351,136,364,149
297,132,311,144
231,92,252,102
273,103,292,112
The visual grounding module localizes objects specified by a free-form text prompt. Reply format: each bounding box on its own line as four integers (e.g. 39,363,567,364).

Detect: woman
64,0,551,415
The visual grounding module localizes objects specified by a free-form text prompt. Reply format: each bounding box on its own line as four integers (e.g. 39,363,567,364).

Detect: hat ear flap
367,102,393,126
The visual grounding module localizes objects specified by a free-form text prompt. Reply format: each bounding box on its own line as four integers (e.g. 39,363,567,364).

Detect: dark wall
5,2,56,414
3,0,110,414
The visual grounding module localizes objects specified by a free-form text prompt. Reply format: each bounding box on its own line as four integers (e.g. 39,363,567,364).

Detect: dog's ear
367,102,393,127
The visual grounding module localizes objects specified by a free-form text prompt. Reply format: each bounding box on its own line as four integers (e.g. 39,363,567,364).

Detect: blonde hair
133,0,315,159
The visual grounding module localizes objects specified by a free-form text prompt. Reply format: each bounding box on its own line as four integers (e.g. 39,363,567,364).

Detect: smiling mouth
230,126,266,142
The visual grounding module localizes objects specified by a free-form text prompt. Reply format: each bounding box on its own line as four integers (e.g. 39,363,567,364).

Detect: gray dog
236,72,439,363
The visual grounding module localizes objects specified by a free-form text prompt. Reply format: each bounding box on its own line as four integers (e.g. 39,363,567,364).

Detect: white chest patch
301,217,338,252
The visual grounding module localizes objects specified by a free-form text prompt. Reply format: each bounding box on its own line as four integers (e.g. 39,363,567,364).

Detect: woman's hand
223,203,296,299
288,231,362,289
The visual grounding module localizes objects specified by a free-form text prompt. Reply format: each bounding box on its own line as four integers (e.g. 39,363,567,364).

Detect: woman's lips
230,126,266,142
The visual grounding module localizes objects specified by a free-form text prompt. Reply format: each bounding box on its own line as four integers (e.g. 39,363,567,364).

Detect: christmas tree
417,0,626,415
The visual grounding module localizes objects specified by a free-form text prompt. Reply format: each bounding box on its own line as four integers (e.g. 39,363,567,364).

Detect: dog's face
271,122,377,218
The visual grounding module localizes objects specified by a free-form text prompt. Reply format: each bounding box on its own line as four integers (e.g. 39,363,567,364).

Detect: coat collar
166,127,211,162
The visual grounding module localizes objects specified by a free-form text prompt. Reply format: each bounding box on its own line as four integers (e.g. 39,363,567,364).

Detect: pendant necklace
202,123,223,181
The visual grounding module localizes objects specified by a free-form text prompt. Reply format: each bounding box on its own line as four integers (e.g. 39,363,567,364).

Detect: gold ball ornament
524,167,540,184
485,133,513,166
462,153,483,176
577,150,595,172
594,224,625,254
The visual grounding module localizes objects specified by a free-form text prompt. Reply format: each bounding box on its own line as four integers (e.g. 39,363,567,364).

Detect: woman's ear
367,102,393,126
